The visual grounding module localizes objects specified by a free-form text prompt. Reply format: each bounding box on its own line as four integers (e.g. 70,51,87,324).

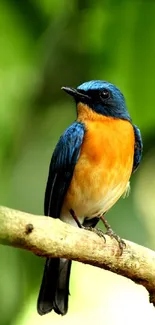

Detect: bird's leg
69,209,82,228
70,209,125,252
69,209,106,242
100,214,126,253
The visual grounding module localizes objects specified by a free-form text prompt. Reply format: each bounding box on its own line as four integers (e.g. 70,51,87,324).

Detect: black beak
61,87,90,101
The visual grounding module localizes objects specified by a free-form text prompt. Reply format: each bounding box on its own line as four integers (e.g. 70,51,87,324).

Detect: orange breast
61,106,135,220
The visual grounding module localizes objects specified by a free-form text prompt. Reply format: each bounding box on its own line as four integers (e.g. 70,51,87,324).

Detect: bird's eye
100,89,110,100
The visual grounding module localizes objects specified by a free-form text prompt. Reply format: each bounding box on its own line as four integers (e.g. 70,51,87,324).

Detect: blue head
62,80,131,121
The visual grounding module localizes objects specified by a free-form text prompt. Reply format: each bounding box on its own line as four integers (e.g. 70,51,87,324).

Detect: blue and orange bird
37,80,142,316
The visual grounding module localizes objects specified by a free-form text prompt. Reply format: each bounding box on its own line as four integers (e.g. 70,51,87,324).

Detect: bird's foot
100,215,126,254
81,226,106,242
105,228,126,253
69,209,106,241
69,209,125,253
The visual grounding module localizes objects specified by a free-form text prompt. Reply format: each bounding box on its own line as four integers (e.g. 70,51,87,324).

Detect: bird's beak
61,87,90,100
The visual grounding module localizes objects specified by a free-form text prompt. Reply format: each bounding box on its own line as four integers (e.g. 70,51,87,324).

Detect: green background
0,1,155,324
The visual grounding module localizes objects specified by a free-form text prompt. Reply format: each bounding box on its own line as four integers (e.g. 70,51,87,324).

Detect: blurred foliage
0,0,155,324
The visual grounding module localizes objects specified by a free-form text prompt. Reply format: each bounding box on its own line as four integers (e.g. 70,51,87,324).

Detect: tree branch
0,205,155,306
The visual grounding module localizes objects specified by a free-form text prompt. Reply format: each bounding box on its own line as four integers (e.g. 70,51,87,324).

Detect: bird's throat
77,102,114,122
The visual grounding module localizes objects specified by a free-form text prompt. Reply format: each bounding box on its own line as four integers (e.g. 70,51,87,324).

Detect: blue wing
132,124,143,173
44,122,85,218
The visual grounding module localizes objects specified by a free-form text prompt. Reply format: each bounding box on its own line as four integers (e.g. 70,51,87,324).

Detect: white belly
60,180,130,226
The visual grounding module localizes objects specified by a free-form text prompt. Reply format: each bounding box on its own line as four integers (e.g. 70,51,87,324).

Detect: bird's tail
37,257,72,316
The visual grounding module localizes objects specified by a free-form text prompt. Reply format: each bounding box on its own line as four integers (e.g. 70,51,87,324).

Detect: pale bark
0,205,155,305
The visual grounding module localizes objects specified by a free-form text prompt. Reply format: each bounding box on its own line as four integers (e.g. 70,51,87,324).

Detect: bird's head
62,80,131,121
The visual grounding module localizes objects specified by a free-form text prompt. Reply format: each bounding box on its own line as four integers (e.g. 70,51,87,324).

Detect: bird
37,80,143,317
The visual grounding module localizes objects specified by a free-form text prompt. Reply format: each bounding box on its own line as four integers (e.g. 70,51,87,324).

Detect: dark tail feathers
37,257,72,316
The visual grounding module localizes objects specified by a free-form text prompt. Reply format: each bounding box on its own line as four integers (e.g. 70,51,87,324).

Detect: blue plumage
44,122,85,218
78,80,131,121
78,80,122,92
132,124,143,173
38,122,85,316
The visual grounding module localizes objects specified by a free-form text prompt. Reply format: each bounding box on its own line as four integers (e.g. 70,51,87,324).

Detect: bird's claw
81,226,106,243
70,209,125,254
83,225,125,254
105,228,126,254
100,214,126,254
